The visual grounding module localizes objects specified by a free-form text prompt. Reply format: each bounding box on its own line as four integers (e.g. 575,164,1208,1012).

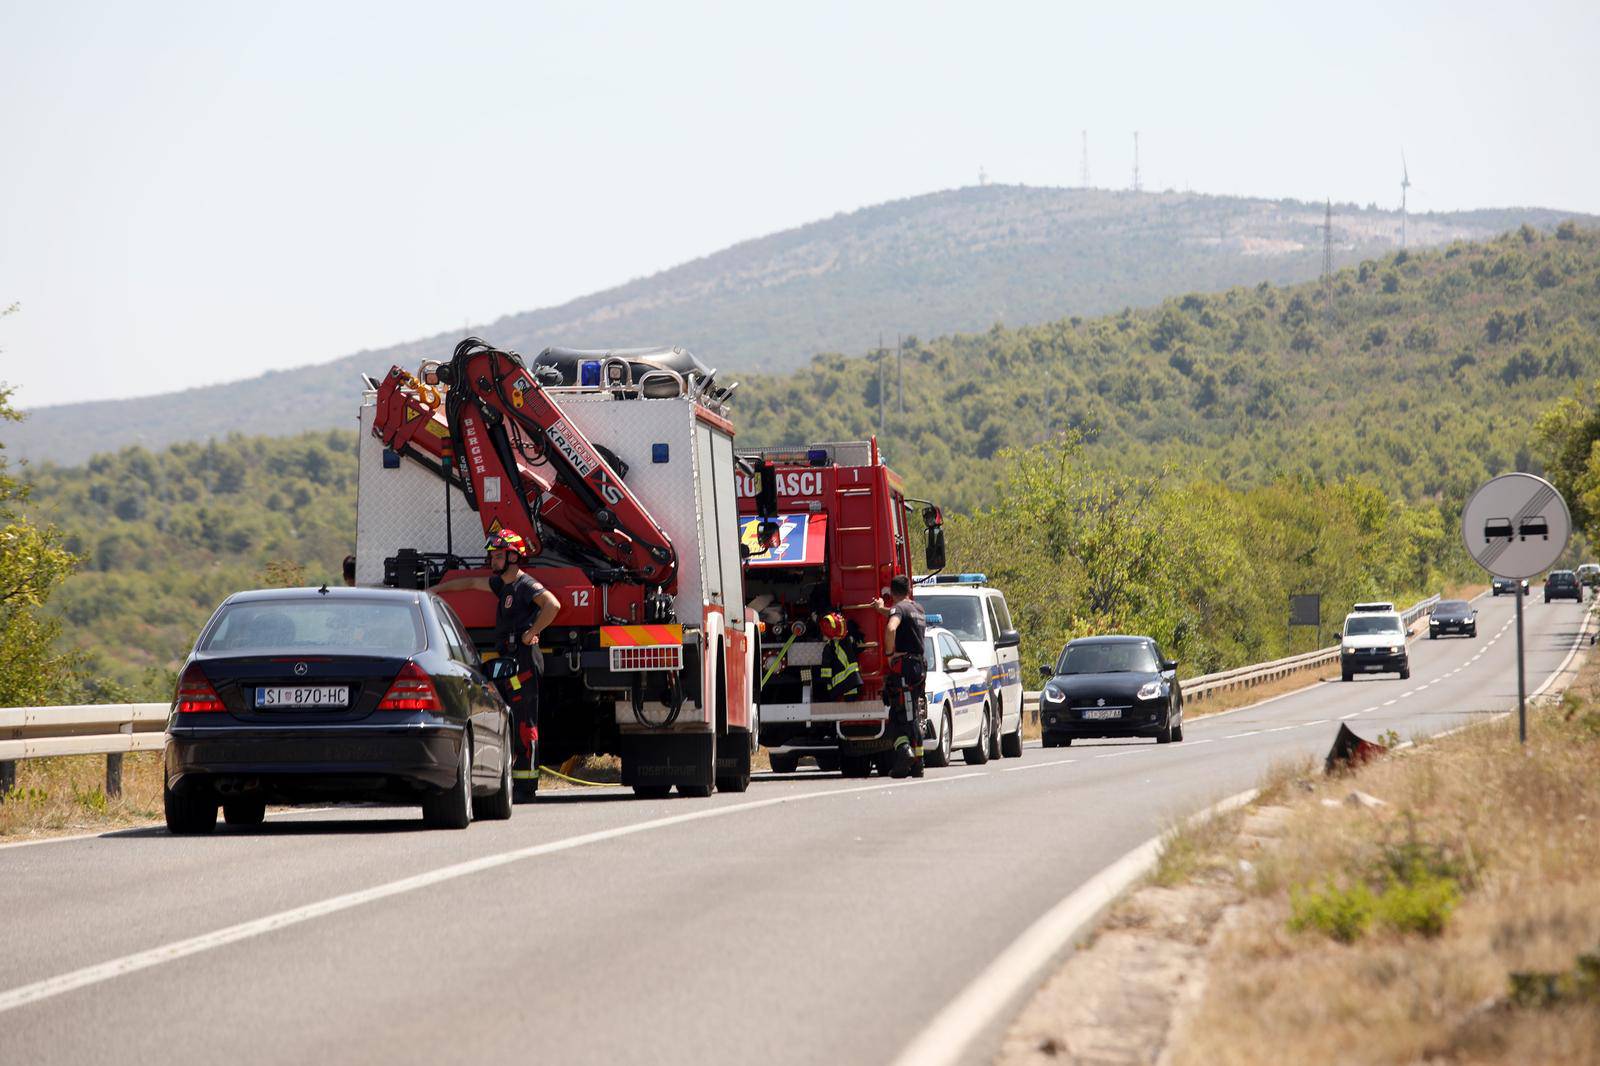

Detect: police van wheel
925,708,953,768
1001,713,1024,759
985,705,1002,760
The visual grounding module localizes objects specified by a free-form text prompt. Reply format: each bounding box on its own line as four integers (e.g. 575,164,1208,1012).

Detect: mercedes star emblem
294,662,309,676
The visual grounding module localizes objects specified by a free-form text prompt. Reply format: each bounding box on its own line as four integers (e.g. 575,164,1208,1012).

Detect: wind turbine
1400,151,1411,249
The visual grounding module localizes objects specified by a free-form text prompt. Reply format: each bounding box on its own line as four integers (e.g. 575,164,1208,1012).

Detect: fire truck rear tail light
378,663,443,711
609,646,683,672
175,665,225,713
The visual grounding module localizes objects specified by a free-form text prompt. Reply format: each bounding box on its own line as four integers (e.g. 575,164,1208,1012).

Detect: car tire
222,797,266,827
1469,626,1477,638
1400,664,1411,680
473,737,514,821
840,754,872,778
1041,734,1058,749
1428,631,1436,640
963,707,991,765
1173,721,1185,742
1341,667,1353,682
1157,716,1175,744
985,703,1002,760
422,733,474,829
769,752,800,774
924,707,953,768
1001,708,1024,758
164,782,217,835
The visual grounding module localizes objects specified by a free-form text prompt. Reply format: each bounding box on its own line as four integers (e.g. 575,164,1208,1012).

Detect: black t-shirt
489,573,548,659
891,598,927,659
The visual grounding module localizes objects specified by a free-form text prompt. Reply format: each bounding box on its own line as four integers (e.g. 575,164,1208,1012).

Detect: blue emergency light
926,613,943,625
806,448,829,466
928,573,987,585
580,360,602,387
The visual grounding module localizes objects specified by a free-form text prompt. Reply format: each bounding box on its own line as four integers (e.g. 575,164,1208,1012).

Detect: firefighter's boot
891,739,916,779
512,722,539,802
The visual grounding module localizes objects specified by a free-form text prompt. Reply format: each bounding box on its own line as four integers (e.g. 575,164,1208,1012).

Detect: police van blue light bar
927,573,987,585
926,613,943,625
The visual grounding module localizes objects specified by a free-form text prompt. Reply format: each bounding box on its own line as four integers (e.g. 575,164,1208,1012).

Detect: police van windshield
916,594,985,643
1344,616,1402,636
201,600,426,655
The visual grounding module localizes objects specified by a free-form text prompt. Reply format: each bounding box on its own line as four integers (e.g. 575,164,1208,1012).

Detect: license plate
255,686,349,709
1081,707,1122,720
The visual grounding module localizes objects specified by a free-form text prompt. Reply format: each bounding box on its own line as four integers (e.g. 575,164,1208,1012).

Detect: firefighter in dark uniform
431,530,560,801
873,574,927,778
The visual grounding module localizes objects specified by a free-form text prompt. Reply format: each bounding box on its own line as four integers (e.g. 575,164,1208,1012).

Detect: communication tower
1131,131,1141,192
1400,152,1411,248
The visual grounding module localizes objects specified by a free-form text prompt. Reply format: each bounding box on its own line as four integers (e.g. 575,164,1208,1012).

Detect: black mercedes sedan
164,587,514,834
1037,635,1184,747
1428,600,1478,638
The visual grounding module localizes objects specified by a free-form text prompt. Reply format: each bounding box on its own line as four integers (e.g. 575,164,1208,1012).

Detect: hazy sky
2,0,1596,409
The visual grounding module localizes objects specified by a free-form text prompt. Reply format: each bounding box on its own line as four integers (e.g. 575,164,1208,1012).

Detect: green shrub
1374,872,1458,936
1289,880,1375,943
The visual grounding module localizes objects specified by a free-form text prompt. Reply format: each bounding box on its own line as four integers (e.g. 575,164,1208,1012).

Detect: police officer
432,530,560,800
873,574,927,778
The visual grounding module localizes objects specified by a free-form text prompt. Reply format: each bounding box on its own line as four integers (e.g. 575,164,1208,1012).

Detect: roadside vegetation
1161,677,1600,1064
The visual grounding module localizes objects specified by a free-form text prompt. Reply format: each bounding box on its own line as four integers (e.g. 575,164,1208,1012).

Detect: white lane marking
1224,730,1260,739
890,789,1259,1066
1263,726,1294,733
1002,759,1077,773
1302,719,1329,727
1184,739,1215,746
1401,691,1415,699
1383,699,1398,706
1094,750,1139,759
1339,712,1362,720
0,771,988,1015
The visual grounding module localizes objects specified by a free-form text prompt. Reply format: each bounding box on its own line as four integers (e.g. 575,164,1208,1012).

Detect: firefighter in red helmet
432,529,560,800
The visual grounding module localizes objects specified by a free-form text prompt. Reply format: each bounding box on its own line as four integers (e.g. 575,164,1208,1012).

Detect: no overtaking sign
1461,472,1570,580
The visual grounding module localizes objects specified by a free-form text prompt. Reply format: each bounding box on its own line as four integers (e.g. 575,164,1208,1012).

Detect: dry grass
1167,657,1600,1066
0,752,165,840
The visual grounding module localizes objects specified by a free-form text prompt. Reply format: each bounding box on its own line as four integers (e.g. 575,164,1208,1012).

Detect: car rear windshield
1345,616,1402,636
1056,642,1158,675
200,600,426,655
1550,572,1576,583
916,594,985,643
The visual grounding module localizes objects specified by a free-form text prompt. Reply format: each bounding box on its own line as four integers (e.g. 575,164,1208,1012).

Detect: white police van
915,575,1025,758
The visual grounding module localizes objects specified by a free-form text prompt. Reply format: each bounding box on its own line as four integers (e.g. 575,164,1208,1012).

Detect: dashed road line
1224,730,1260,738
1001,759,1077,773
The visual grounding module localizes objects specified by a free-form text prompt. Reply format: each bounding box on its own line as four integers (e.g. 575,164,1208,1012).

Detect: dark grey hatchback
1037,635,1184,747
164,587,514,834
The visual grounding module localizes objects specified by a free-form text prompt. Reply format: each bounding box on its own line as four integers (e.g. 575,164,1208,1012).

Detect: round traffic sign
1461,473,1571,579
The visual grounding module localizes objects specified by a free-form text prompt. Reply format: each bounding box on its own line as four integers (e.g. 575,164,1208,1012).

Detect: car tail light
378,662,442,712
175,664,224,713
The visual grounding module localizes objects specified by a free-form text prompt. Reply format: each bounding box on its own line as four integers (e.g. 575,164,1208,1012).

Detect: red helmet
485,529,530,562
819,612,847,640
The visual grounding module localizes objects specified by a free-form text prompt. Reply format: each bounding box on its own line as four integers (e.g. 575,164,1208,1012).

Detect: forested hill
12,186,1589,465
739,222,1600,509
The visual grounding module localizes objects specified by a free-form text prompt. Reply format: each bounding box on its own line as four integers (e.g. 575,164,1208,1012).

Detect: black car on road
164,587,515,834
1545,570,1583,603
1037,636,1183,747
1428,600,1478,639
1491,576,1529,596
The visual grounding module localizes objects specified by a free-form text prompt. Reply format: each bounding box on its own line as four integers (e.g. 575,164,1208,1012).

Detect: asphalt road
0,590,1587,1066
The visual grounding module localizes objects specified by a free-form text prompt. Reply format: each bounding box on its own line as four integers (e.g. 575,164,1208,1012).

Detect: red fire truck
736,440,946,776
359,339,760,798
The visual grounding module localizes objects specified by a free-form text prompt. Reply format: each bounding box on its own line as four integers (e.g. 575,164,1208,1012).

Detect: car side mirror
995,628,1021,649
945,656,971,672
1038,664,1054,680
485,657,517,682
1161,658,1177,672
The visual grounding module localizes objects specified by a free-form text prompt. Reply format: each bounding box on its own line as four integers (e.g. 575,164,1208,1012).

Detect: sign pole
1515,586,1526,744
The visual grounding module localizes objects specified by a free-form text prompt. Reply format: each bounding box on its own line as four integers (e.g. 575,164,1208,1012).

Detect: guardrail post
0,759,14,798
106,753,123,799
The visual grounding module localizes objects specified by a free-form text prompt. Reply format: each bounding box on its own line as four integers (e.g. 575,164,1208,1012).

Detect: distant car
1545,570,1582,603
1428,600,1478,639
920,627,993,767
1038,635,1183,747
164,587,515,834
1491,576,1529,596
1339,609,1409,681
1578,563,1600,589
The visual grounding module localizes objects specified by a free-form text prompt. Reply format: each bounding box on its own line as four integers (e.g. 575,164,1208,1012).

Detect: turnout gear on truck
817,613,863,699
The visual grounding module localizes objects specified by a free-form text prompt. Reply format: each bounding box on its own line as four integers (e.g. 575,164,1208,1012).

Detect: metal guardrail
1024,595,1441,723
0,703,168,797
